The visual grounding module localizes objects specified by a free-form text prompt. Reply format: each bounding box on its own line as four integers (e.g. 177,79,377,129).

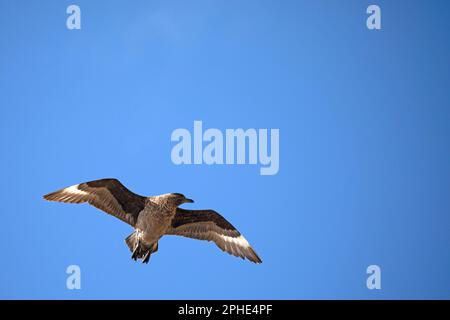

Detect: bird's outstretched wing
43,178,146,226
165,208,262,264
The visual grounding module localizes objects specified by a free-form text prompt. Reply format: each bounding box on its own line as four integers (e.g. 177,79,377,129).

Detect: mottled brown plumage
43,178,262,264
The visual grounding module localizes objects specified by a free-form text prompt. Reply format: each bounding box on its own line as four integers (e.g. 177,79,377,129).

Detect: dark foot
131,239,140,261
142,250,151,264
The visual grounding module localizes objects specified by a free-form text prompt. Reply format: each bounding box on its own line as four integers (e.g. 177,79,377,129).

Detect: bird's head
166,193,194,207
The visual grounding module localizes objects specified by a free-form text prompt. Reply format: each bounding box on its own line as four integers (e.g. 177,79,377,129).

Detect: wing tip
43,191,59,201
42,184,88,204
247,247,262,264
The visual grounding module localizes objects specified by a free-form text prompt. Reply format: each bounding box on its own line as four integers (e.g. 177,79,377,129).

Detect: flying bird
43,178,262,264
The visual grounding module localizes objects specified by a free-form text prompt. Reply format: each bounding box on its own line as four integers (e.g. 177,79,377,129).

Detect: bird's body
43,179,262,264
137,197,176,243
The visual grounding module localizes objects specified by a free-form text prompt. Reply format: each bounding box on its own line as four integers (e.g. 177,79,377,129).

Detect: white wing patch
64,185,89,196
220,235,251,248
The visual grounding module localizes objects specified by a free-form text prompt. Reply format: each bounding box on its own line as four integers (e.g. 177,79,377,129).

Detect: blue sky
0,0,449,299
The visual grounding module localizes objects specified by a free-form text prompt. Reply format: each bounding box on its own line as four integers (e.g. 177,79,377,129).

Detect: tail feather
125,232,138,252
125,231,158,263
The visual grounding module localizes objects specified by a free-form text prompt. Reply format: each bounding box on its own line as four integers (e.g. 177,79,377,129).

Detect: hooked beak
184,198,194,203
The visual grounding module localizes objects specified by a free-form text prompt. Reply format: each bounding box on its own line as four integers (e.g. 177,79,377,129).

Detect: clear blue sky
0,0,449,299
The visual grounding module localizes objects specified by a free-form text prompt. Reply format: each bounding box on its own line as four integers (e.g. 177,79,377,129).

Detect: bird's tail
125,232,158,264
125,231,139,252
